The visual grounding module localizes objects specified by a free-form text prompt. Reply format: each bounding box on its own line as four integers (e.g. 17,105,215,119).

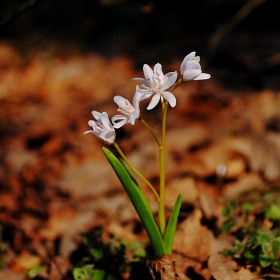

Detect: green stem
113,142,159,201
138,116,161,147
158,100,168,235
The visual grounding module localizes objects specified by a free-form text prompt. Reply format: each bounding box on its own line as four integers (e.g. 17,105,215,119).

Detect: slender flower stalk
158,100,168,235
113,141,159,201
138,116,161,147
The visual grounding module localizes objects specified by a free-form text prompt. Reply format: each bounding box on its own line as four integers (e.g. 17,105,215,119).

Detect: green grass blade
163,193,183,254
102,147,167,256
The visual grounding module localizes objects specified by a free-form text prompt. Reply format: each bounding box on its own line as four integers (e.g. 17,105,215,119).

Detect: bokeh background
1,1,280,279
1,0,280,89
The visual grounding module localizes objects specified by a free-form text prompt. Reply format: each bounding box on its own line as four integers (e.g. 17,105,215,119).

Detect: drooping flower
111,87,145,128
132,63,177,110
180,52,211,81
84,111,116,144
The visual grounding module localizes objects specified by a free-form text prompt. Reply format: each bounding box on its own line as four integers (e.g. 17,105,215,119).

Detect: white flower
132,63,177,110
111,88,145,128
180,52,211,81
84,111,116,144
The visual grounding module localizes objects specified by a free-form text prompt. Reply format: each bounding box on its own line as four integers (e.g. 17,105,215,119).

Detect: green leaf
163,194,182,254
260,253,275,267
244,251,256,260
272,240,280,254
90,247,103,261
134,247,147,258
221,220,235,233
266,204,280,220
73,265,116,280
102,147,167,257
273,258,280,272
25,264,43,278
242,202,255,212
222,201,237,218
73,265,95,280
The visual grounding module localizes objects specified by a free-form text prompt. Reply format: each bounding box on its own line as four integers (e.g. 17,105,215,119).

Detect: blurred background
1,0,280,89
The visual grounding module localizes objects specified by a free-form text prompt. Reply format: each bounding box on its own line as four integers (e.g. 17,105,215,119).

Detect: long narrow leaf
102,147,167,256
116,156,154,213
163,193,183,254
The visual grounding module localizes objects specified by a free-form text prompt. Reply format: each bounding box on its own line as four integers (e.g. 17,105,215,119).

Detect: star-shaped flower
133,63,177,110
84,111,116,144
180,52,211,81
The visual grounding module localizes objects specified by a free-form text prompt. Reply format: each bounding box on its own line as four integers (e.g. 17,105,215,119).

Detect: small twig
0,0,44,31
205,0,267,62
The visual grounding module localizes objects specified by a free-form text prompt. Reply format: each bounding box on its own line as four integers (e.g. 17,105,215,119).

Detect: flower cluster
85,52,210,144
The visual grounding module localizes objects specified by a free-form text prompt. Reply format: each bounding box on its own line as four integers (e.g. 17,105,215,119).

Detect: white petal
132,89,142,110
165,71,176,77
194,73,211,80
162,71,177,90
187,60,201,70
88,120,96,128
84,130,92,135
92,110,102,121
183,69,202,81
114,95,129,107
132,77,151,87
85,111,115,144
100,112,113,131
180,52,196,73
143,64,154,80
147,93,160,110
154,63,164,80
99,130,116,144
111,115,128,128
128,111,138,125
136,86,154,100
162,91,176,107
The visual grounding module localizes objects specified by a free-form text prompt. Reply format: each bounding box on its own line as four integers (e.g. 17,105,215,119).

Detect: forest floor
1,38,280,280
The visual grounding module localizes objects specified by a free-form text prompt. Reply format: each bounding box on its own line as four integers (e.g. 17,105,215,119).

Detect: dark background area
0,0,280,90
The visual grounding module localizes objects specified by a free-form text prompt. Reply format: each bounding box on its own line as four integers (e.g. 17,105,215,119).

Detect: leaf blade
163,193,183,254
102,147,167,256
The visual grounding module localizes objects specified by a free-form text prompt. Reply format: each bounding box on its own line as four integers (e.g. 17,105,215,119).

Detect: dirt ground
0,40,280,279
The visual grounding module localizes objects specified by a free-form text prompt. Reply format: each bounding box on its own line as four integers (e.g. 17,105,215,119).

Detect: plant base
146,254,180,280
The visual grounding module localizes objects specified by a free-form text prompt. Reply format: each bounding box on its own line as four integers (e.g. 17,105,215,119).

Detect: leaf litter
0,42,280,279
